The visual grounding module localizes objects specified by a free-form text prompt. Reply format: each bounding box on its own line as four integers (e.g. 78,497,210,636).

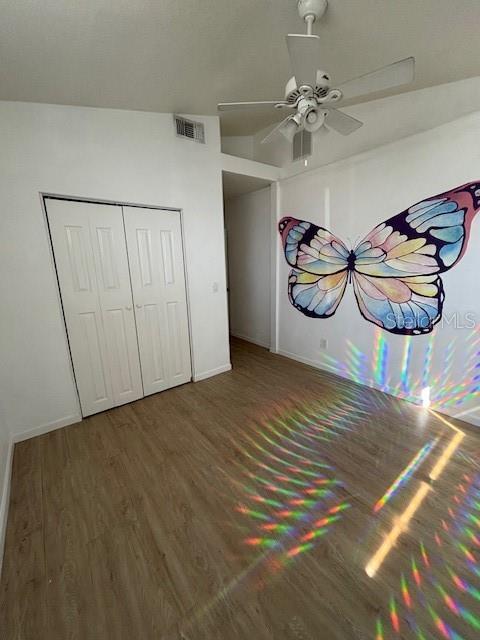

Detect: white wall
0,102,231,489
221,136,255,161
225,187,271,348
275,111,480,426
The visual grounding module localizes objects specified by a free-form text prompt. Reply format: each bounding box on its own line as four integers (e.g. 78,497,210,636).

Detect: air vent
174,116,205,143
293,130,312,162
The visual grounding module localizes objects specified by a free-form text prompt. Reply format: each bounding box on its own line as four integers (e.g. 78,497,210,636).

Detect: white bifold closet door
47,199,143,416
47,199,192,417
123,207,192,395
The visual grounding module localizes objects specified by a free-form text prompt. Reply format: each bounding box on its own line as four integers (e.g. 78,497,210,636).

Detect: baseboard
453,406,480,427
230,332,271,349
13,413,82,443
277,348,325,370
193,363,232,382
277,348,480,428
0,437,14,578
278,347,419,400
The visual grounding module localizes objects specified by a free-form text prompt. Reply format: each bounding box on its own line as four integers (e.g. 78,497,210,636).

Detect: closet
46,198,192,417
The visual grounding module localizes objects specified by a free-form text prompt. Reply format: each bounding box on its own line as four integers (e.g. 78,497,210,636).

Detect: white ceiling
222,171,272,200
1,1,480,136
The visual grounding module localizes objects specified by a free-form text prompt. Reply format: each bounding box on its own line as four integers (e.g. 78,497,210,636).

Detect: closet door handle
135,304,143,309
125,306,132,311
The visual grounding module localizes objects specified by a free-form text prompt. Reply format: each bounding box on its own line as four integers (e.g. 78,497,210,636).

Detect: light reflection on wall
319,327,480,417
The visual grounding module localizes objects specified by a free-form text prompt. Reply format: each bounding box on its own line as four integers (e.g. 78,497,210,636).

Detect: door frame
40,192,196,417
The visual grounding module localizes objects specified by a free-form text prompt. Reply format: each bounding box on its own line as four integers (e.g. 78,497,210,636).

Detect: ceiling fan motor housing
284,70,331,104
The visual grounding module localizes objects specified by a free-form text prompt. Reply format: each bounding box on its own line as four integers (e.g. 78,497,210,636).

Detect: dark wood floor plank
1,338,480,639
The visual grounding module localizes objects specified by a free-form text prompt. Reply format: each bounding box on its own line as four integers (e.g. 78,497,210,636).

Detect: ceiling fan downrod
297,0,328,35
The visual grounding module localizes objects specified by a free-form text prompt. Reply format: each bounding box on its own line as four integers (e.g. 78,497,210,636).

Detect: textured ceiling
1,1,480,136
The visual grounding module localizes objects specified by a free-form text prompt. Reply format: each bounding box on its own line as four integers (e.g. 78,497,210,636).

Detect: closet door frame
41,193,195,418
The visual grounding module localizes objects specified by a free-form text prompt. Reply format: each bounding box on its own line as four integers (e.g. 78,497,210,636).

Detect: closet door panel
47,199,143,416
47,200,114,416
90,208,143,405
128,224,169,395
123,207,192,395
143,302,168,387
79,311,110,404
125,220,170,394
166,301,184,376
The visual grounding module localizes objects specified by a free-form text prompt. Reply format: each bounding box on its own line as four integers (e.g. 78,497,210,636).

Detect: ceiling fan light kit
218,0,415,153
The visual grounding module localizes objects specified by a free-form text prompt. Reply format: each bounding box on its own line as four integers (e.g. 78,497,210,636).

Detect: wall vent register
174,115,205,143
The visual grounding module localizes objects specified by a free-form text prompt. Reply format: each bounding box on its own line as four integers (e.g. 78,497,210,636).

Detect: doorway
222,172,273,349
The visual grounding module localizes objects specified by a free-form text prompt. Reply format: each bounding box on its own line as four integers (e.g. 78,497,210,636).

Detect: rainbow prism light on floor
374,473,480,640
279,181,480,335
229,394,359,578
373,439,437,513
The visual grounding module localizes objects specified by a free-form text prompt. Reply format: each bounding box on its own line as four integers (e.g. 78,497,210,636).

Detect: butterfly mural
279,181,480,335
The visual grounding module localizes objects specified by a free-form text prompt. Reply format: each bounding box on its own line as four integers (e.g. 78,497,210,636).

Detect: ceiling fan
218,0,415,145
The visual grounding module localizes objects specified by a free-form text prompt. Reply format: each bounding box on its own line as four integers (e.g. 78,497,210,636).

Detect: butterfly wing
279,217,350,275
352,181,480,334
279,217,349,318
354,181,480,278
352,272,444,335
288,269,349,318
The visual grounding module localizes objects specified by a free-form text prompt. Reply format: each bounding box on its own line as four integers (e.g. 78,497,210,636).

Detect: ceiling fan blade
280,118,301,143
286,34,321,88
337,57,415,102
261,116,298,145
218,100,287,111
325,109,363,135
315,125,330,139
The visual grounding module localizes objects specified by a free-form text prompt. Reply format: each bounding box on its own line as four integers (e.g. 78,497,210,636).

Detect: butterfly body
346,250,356,272
279,181,480,335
